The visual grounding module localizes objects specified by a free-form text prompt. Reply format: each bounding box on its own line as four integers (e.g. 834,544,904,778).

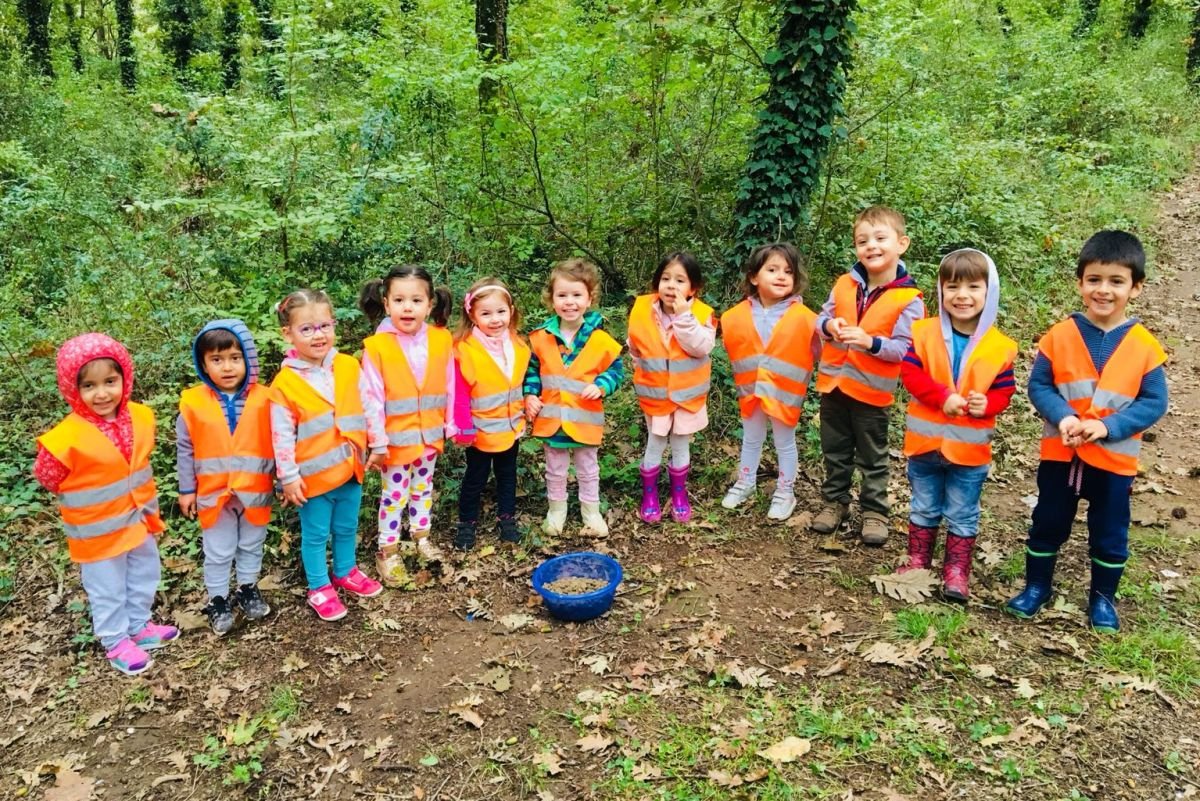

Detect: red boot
942,534,975,601
898,523,937,573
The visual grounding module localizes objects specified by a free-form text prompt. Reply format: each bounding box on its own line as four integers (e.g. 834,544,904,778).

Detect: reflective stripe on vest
627,294,714,416
816,274,922,406
1035,319,1166,476
721,299,817,428
64,496,161,540
455,334,531,452
364,328,451,464
58,465,153,508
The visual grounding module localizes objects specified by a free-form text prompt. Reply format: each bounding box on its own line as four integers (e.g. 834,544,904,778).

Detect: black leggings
458,443,519,524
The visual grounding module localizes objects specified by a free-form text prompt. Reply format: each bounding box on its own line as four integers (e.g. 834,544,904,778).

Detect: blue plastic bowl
532,552,623,622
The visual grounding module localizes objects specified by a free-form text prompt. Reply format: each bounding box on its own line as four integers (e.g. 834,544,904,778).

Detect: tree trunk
250,0,283,98
19,0,55,76
63,0,85,71
1188,2,1200,85
116,0,136,88
475,0,508,108
221,0,242,90
732,0,857,260
155,0,199,74
1074,0,1100,36
1128,0,1151,38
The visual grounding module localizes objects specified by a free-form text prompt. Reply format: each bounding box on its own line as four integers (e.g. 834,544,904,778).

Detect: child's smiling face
471,292,513,337
282,303,337,363
384,276,433,335
78,359,124,420
854,221,910,280
551,278,592,326
1078,261,1141,330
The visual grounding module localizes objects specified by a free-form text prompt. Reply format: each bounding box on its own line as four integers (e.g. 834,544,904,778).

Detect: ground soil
5,175,1200,801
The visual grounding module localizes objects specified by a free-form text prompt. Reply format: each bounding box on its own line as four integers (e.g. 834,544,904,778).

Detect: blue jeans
298,478,363,590
906,452,990,538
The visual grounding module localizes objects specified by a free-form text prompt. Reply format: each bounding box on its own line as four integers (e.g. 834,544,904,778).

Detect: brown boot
375,544,410,588
860,512,890,546
811,502,849,534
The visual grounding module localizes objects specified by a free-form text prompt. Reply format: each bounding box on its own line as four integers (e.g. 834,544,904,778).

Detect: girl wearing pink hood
33,334,180,676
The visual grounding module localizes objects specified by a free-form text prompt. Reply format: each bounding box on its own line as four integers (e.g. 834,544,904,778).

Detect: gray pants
203,497,268,601
79,534,161,650
819,389,891,515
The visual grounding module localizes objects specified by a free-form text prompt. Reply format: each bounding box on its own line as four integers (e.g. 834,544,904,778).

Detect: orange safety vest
455,335,531,453
37,402,164,564
1037,319,1166,476
179,383,275,529
628,294,715,416
816,274,923,407
903,319,1018,467
721,299,817,428
529,327,621,446
363,327,451,465
269,353,368,496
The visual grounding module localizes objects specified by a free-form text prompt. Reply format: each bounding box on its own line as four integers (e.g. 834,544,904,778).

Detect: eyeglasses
292,321,336,339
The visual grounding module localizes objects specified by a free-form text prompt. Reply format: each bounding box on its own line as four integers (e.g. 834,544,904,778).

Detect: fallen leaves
859,628,936,669
498,613,535,631
756,736,811,763
532,750,563,775
281,654,310,674
575,733,614,753
448,694,484,729
870,570,937,603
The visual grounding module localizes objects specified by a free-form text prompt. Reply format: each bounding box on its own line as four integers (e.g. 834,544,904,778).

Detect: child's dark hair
741,242,807,299
359,265,453,327
77,357,122,385
938,249,990,285
652,251,705,294
544,258,602,309
1076,230,1146,284
276,289,333,326
195,327,240,357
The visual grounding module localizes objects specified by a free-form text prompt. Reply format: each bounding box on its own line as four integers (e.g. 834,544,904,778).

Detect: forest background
2,0,1200,597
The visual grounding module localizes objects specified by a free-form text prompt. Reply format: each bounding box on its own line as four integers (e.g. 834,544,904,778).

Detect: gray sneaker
234,583,272,621
721,480,756,509
766,490,797,520
204,596,235,636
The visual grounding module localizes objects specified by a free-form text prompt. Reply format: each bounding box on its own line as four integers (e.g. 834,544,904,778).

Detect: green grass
1092,619,1200,697
894,606,969,645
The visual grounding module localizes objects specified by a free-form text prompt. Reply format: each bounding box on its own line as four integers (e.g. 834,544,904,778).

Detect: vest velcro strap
476,415,523,433
635,385,669,400
632,356,668,373
194,456,273,476
905,415,995,445
63,498,159,540
543,375,592,394
58,466,153,508
730,355,763,373
1055,379,1097,401
671,380,711,403
338,414,367,432
298,443,354,476
1093,388,1136,413
669,356,710,371
297,411,334,441
540,404,605,426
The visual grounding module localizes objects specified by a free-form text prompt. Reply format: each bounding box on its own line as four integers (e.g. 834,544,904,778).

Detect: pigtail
358,278,387,327
430,286,453,327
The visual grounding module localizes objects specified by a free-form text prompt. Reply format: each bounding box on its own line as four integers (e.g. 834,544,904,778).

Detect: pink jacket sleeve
33,445,70,494
451,360,475,445
671,310,717,358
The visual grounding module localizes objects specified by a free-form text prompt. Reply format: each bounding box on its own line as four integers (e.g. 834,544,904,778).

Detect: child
452,277,530,550
177,320,275,635
899,249,1017,600
720,243,820,521
814,206,925,545
359,265,455,584
34,334,179,675
628,252,717,524
270,289,386,621
524,259,624,537
1006,231,1167,632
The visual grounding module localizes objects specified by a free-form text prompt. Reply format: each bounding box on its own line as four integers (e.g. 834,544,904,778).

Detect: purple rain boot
639,465,662,524
667,464,692,523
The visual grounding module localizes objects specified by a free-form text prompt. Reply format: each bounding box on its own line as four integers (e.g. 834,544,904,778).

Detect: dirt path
6,180,1200,801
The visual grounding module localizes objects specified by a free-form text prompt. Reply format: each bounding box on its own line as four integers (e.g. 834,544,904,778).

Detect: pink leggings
544,445,600,503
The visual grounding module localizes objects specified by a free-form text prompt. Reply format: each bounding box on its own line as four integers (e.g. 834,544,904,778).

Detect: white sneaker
721,480,756,509
543,500,568,536
766,490,797,520
413,532,443,563
580,501,609,537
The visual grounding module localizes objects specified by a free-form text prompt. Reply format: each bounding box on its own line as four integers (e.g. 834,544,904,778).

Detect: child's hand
965,390,988,418
837,326,873,349
659,293,691,315
942,393,968,417
826,317,847,339
579,384,603,401
1058,415,1083,446
178,493,197,519
281,479,308,506
365,452,387,473
524,395,543,421
1077,418,1108,443
453,432,476,447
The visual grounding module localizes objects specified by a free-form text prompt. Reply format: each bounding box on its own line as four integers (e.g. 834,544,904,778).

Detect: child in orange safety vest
34,333,180,676
523,259,624,539
899,249,1017,601
719,243,820,522
177,319,275,635
270,289,387,622
359,265,456,584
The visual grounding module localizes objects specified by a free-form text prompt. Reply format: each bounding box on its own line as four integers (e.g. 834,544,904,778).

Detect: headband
464,285,511,314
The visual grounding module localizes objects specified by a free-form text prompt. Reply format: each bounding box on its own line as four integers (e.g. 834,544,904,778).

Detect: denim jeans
906,451,990,538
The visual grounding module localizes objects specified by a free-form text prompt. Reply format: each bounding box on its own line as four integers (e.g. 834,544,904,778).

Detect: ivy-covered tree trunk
116,0,137,89
475,0,508,108
221,0,242,90
1128,0,1152,38
19,0,54,77
155,0,202,75
250,0,283,98
733,0,857,259
64,0,85,72
1189,3,1200,85
1074,0,1100,36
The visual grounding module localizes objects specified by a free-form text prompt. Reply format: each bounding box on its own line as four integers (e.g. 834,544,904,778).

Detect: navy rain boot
1088,558,1125,634
1005,549,1058,619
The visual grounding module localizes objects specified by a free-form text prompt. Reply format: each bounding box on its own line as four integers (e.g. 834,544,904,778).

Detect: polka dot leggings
378,448,438,547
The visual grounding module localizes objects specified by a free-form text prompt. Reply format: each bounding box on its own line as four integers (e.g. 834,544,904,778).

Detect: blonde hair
853,205,906,238
543,258,601,309
454,277,521,341
276,288,333,326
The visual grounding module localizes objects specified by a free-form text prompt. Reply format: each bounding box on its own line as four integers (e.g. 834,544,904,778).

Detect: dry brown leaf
818,611,844,636
756,736,811,763
281,654,309,674
532,750,563,775
707,769,743,788
498,613,534,631
44,769,96,801
150,774,188,787
979,716,1049,747
971,664,997,679
870,570,937,603
816,659,846,677
575,733,614,753
818,535,849,552
449,706,484,728
580,653,612,675
632,762,662,781
1014,678,1038,699
861,627,936,668
204,685,231,710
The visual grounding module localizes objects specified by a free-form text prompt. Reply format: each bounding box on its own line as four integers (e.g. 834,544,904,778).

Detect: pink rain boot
667,464,692,523
639,466,662,523
898,523,938,573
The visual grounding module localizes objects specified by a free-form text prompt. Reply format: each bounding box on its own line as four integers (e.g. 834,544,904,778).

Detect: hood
56,333,135,420
192,318,259,395
938,248,1001,372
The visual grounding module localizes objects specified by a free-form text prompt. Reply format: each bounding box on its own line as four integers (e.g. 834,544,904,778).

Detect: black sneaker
453,521,477,551
498,517,522,543
204,596,235,636
234,583,272,620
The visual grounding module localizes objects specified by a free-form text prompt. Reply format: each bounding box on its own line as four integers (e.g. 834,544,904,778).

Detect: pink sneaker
131,621,180,650
106,637,153,676
332,567,383,598
307,585,348,621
